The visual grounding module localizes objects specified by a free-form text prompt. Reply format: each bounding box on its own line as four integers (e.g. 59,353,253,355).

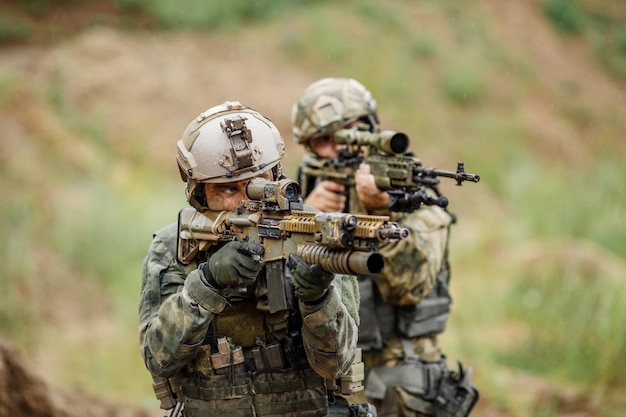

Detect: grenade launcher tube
296,245,384,275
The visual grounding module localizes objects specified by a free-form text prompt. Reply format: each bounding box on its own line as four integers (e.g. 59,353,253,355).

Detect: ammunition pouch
181,367,328,417
151,375,183,410
364,358,478,417
357,269,451,352
396,296,450,339
396,266,452,339
180,336,329,417
327,348,365,395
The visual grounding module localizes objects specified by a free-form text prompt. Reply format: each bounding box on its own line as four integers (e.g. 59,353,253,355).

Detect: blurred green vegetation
543,0,626,81
116,0,300,30
1,0,625,416
0,16,31,43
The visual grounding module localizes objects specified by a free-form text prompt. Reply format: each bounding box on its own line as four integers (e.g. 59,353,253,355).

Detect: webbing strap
400,338,417,361
182,379,250,401
364,360,445,400
183,396,252,417
254,394,328,415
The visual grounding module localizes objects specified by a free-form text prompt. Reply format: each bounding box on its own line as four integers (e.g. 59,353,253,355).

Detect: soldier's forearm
141,276,223,376
300,287,359,379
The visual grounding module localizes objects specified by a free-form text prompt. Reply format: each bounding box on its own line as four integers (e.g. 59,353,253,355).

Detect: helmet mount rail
221,116,255,171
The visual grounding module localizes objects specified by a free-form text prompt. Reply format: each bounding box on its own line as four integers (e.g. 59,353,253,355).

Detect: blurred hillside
0,1,625,416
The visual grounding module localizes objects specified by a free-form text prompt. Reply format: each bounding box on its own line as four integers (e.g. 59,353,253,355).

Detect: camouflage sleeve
298,275,359,380
375,203,453,306
138,225,227,378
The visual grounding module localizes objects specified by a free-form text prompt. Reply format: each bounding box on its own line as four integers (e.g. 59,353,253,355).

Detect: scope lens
389,133,409,154
283,182,301,201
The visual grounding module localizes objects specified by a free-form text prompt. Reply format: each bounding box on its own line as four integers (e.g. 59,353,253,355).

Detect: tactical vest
297,170,453,352
357,265,451,351
153,226,330,417
179,304,329,417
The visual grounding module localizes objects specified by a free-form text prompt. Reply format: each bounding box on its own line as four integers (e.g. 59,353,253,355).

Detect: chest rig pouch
357,265,452,351
180,332,329,417
397,265,452,338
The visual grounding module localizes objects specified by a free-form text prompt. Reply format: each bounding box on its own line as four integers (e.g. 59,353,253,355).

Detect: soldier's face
309,136,341,159
204,180,249,211
310,121,364,159
204,172,273,211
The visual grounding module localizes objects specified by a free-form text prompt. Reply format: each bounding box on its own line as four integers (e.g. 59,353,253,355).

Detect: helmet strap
187,180,209,212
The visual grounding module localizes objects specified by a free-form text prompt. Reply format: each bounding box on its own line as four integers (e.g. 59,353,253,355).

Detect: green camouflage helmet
291,78,379,146
177,101,285,211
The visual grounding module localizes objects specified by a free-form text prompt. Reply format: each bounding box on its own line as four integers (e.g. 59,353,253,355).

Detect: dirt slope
0,337,150,417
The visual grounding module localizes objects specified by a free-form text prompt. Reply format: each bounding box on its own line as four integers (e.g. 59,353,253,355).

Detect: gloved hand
207,241,265,288
286,253,334,302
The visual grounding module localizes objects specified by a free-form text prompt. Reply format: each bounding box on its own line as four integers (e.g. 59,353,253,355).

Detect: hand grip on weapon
355,164,389,211
287,253,335,303
303,181,346,212
205,241,265,288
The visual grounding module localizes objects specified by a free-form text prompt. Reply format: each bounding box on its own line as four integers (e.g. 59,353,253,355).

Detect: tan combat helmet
177,101,285,211
291,78,380,149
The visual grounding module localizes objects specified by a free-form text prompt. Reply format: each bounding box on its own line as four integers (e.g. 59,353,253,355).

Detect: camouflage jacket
138,222,360,381
375,202,453,306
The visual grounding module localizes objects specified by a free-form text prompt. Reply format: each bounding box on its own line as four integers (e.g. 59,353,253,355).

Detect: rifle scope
333,129,409,155
246,178,302,208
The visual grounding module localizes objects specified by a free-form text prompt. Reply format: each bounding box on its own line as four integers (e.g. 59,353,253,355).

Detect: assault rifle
299,126,480,212
177,178,408,313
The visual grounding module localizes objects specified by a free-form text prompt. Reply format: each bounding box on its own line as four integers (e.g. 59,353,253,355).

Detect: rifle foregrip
296,245,384,275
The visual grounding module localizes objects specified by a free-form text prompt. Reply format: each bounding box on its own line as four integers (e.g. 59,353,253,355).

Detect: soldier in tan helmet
138,101,374,417
292,79,479,417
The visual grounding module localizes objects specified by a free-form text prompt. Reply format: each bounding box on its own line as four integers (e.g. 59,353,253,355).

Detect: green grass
499,239,626,395
492,153,626,395
502,153,626,256
543,0,586,34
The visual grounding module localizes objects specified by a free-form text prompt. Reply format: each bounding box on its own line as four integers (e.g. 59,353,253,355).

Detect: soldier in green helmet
138,101,374,417
292,79,479,417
